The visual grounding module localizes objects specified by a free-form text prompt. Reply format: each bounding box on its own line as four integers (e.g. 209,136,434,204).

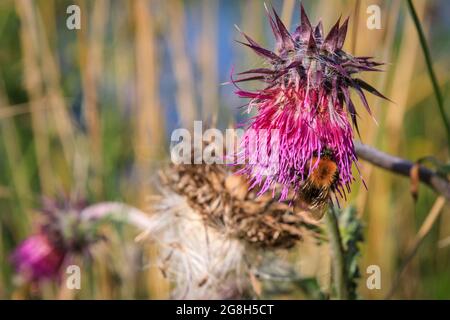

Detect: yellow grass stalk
15,0,53,195
386,1,426,152
355,0,401,215
166,0,197,129
281,0,296,30
133,0,169,299
199,0,219,123
77,0,109,196
364,0,427,298
0,82,32,208
34,1,76,170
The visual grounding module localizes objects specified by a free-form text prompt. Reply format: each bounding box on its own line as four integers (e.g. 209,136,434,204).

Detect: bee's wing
294,199,326,222
307,205,327,220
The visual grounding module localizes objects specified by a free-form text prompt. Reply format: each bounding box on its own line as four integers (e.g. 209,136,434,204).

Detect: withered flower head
234,4,388,202
151,147,323,299
160,162,321,249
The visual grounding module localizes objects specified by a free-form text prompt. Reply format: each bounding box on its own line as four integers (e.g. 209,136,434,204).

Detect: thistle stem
80,202,156,232
324,207,349,300
406,0,450,150
355,142,450,200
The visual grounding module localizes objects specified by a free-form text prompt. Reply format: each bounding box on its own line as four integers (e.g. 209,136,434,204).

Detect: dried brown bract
159,162,322,249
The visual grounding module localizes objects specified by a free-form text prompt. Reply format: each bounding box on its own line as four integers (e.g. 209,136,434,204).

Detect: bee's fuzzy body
298,156,339,219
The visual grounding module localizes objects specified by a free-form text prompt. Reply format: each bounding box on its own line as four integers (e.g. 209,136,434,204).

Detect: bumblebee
295,151,339,220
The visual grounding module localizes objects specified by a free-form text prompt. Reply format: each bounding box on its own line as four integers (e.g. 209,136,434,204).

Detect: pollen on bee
308,157,338,189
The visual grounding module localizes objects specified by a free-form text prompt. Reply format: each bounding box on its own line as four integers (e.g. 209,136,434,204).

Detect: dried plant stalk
133,0,169,299
78,0,109,195
166,0,197,128
16,0,53,194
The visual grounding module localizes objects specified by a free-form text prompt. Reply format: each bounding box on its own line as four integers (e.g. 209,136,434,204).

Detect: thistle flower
11,233,65,282
11,197,97,282
234,5,388,204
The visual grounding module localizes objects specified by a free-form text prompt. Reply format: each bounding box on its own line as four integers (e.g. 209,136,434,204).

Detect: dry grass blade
351,0,360,54
199,0,219,123
281,0,295,30
35,2,76,166
386,196,446,299
407,0,450,150
16,0,53,194
355,0,401,218
0,82,32,205
78,0,109,195
166,0,197,128
438,235,450,248
133,0,165,163
133,0,169,299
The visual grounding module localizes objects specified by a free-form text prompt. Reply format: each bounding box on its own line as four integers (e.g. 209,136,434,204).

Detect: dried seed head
159,162,322,249
149,151,324,298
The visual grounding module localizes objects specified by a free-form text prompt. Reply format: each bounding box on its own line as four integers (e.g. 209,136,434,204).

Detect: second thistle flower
11,197,98,283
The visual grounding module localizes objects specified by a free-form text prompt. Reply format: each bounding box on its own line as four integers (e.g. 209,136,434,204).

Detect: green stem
324,207,349,300
406,0,450,150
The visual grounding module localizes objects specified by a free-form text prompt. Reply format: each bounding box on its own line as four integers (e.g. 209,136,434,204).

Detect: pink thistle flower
10,196,96,282
233,4,388,202
11,234,65,282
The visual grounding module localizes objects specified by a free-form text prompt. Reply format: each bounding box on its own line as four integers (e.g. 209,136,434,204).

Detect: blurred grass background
0,0,449,299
